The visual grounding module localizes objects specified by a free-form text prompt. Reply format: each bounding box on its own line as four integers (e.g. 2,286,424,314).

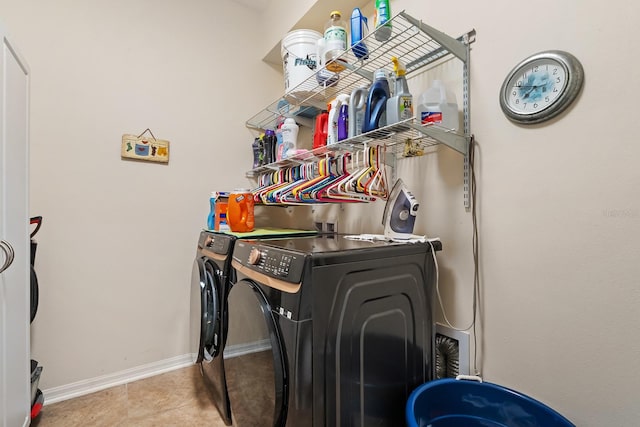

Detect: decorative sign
121,129,169,163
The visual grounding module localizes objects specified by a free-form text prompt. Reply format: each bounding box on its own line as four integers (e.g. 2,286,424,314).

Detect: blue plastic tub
406,378,575,427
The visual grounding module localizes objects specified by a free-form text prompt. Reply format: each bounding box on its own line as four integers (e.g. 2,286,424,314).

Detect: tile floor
31,365,227,427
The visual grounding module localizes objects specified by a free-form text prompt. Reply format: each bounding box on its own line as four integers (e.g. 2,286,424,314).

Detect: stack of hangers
252,146,389,205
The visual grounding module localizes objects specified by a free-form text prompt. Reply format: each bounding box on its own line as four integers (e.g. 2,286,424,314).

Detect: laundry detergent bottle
349,85,368,138
362,69,390,133
337,102,349,141
263,129,277,164
417,80,459,131
227,189,255,233
313,111,329,149
207,192,216,230
386,56,413,125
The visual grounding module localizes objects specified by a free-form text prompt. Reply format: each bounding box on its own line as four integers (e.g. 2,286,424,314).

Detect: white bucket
281,29,322,99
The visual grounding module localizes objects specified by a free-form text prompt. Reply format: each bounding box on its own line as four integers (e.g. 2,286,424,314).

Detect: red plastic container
313,111,328,149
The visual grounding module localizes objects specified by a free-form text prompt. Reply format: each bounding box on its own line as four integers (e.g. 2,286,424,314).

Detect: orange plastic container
227,190,255,232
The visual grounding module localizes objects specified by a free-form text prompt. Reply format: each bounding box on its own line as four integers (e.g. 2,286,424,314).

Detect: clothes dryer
191,231,234,425
225,235,441,427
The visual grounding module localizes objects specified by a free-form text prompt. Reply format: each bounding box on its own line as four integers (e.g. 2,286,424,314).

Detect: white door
0,24,31,427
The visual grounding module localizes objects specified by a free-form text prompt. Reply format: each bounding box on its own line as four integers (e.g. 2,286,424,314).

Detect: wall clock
499,50,584,124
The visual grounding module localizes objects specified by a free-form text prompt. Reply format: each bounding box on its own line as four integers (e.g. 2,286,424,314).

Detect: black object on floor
29,216,44,419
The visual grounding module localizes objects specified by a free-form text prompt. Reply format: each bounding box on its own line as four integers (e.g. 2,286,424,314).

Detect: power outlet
314,219,338,235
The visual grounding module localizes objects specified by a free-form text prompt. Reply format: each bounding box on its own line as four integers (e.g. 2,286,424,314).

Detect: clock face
500,50,584,124
505,58,567,114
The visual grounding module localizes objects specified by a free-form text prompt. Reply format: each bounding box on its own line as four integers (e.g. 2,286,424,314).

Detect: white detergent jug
417,80,459,132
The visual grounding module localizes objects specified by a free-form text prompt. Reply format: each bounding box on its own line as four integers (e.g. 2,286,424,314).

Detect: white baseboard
223,339,271,358
42,354,193,405
42,340,272,406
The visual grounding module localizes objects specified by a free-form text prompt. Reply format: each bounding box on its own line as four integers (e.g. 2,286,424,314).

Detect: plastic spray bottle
386,57,413,125
362,69,390,133
374,0,392,41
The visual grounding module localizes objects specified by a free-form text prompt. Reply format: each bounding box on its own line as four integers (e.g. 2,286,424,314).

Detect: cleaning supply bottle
417,80,459,131
227,189,255,233
350,8,369,60
349,86,368,138
386,57,413,125
337,102,349,141
264,129,277,164
281,118,299,158
252,136,263,169
362,69,390,133
275,123,285,161
374,0,392,41
327,94,349,145
324,11,347,72
313,111,329,149
207,192,216,230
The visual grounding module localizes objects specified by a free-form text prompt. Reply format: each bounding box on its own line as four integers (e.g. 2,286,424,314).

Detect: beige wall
391,0,640,425
0,0,282,390
2,0,640,425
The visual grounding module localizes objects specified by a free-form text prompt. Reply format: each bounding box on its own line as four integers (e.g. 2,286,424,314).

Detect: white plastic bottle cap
374,68,387,80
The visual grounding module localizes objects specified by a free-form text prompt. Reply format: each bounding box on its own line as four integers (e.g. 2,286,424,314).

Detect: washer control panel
198,231,232,255
234,241,305,283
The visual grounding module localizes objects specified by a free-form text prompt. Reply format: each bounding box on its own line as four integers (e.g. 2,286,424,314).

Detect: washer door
224,279,287,427
190,258,220,363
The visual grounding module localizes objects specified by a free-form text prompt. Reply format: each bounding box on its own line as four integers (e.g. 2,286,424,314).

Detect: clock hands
517,81,550,100
521,85,537,99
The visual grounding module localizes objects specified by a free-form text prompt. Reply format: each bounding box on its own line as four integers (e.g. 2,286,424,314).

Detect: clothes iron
383,179,419,239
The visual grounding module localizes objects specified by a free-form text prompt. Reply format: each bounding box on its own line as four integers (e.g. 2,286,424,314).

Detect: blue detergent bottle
362,68,390,133
207,192,216,230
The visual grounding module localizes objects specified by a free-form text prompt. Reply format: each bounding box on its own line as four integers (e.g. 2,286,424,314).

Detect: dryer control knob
248,248,262,265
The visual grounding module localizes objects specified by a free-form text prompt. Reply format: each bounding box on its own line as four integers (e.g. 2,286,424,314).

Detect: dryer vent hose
435,334,460,379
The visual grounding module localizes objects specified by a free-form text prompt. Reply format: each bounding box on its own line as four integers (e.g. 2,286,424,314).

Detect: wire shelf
246,11,474,135
245,118,463,178
245,10,475,207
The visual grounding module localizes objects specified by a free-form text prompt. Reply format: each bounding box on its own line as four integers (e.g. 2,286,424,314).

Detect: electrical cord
428,135,481,376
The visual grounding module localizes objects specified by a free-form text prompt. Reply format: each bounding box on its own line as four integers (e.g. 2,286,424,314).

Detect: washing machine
224,235,441,427
190,229,317,426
